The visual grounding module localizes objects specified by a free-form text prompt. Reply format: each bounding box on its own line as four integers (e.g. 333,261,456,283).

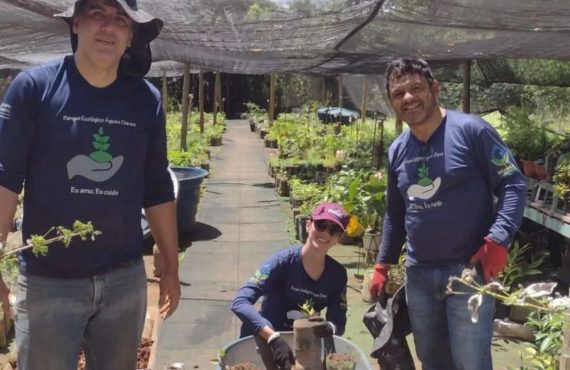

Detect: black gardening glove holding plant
268,334,294,370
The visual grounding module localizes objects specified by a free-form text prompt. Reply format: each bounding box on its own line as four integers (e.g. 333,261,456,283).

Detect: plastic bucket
171,166,208,234
216,333,372,370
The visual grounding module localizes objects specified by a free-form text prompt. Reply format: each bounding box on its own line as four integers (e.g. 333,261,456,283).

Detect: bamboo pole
162,69,168,113
213,72,220,125
199,70,205,134
462,59,471,113
269,74,276,127
180,63,191,151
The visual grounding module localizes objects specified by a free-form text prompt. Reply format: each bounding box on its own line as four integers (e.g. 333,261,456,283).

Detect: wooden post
269,74,276,127
338,75,343,108
216,72,222,116
180,63,191,151
162,69,168,113
225,73,230,116
199,70,205,134
213,72,220,125
361,75,368,125
322,77,327,104
395,118,403,135
462,59,471,113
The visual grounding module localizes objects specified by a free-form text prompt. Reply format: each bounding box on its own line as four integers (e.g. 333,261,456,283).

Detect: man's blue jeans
15,259,147,370
406,264,494,370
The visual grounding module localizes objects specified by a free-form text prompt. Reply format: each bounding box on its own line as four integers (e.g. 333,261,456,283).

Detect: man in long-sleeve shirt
369,58,526,370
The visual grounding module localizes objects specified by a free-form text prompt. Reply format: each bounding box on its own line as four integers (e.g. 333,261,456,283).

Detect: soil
74,338,154,370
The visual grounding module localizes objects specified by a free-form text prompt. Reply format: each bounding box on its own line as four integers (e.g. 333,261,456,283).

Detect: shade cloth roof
1,0,569,84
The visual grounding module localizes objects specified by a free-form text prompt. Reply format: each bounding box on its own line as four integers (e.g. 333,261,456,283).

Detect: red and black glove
369,263,390,298
470,237,508,283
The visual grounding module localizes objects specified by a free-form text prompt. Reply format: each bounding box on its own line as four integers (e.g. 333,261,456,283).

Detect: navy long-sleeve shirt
231,246,348,337
378,110,526,266
0,56,174,278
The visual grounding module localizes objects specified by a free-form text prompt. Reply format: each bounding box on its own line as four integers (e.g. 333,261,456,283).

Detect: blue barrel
171,166,208,234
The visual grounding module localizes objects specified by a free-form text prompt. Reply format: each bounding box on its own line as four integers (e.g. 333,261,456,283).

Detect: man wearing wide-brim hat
0,0,180,369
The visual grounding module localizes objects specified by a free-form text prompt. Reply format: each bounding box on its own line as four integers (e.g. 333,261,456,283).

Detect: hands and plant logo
67,126,124,182
406,163,441,200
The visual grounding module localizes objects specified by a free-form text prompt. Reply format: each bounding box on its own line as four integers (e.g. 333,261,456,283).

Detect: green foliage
289,178,323,200
0,221,100,265
325,169,387,231
516,311,565,370
553,157,570,201
502,107,552,160
500,241,548,290
299,298,316,317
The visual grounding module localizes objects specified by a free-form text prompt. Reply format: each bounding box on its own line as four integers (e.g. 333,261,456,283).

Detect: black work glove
268,336,294,370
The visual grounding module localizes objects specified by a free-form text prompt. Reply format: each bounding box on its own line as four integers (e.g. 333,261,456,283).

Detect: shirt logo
0,103,11,119
67,127,124,182
491,145,516,177
249,265,270,286
407,163,441,200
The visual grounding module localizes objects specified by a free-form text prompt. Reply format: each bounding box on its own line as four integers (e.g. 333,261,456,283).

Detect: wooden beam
462,59,472,113
199,70,204,134
269,74,276,127
180,63,191,151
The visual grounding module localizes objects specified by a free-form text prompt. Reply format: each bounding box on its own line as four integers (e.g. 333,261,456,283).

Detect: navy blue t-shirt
0,56,174,277
231,246,348,337
378,111,527,266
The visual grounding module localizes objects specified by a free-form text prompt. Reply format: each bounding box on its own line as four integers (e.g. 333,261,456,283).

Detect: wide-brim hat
54,0,163,77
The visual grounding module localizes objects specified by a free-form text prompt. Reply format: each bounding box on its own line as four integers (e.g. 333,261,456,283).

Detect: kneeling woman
231,202,349,370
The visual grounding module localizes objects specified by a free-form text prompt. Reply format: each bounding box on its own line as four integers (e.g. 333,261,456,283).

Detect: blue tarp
317,106,359,124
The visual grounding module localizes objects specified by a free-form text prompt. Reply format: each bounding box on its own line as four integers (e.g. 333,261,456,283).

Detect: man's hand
369,264,390,298
470,237,508,283
268,335,294,370
158,269,180,319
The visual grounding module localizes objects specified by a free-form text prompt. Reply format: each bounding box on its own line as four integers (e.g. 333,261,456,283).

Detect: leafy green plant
0,221,100,261
0,221,101,299
553,157,570,201
500,241,548,290
299,298,316,317
516,310,565,370
502,107,552,161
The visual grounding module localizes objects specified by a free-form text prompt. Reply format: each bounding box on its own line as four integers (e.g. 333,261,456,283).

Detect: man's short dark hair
385,58,435,96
